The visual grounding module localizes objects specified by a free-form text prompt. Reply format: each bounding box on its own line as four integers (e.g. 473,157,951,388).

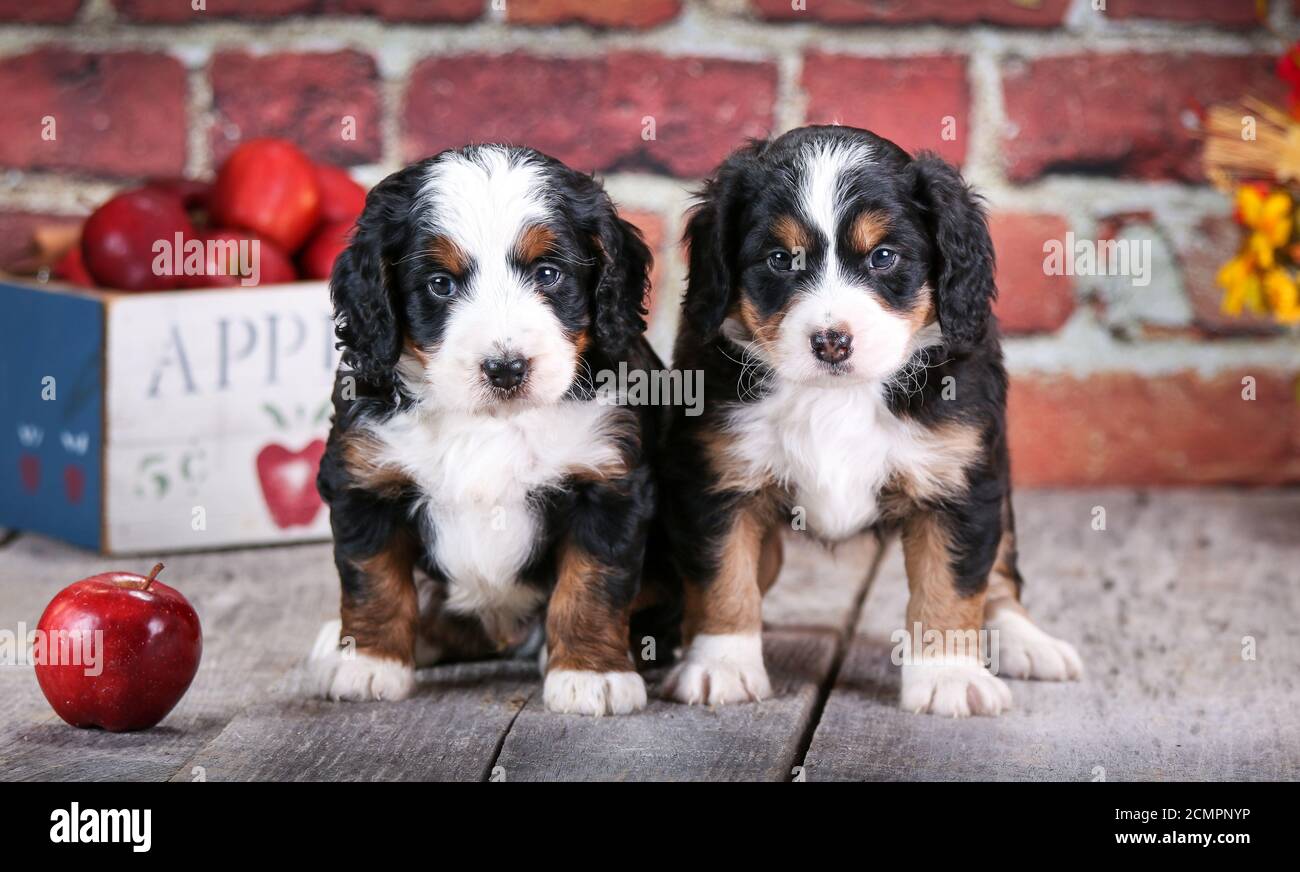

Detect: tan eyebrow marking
429,235,468,274
850,210,891,254
771,214,811,252
514,223,558,263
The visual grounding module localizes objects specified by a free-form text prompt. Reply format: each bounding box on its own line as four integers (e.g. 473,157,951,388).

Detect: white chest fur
362,401,627,626
724,381,976,541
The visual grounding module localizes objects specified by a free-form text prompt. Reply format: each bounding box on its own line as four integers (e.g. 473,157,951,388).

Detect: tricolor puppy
312,144,668,716
660,125,1082,716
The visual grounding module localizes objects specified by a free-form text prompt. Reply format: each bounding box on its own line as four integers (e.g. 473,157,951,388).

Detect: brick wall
1,0,1298,486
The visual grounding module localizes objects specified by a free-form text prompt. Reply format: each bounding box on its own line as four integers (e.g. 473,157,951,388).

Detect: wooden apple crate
0,277,339,553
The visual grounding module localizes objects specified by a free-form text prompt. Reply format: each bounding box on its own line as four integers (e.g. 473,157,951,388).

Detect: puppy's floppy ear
682,140,765,341
591,204,653,356
911,152,997,353
331,172,410,388
681,201,728,340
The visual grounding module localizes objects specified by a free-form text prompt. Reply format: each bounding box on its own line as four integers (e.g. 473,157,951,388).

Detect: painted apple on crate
63,465,85,505
256,439,326,528
19,454,40,493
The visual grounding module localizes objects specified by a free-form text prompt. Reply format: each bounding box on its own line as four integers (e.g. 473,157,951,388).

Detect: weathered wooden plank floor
803,490,1300,781
1,490,1297,781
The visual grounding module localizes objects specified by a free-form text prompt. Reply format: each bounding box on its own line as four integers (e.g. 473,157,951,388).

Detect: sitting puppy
312,144,665,716
660,125,1082,717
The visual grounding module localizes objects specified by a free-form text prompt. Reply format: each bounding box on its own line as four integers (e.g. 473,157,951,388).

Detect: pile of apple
56,138,366,290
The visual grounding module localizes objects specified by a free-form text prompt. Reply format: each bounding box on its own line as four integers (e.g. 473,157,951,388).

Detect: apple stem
145,562,164,590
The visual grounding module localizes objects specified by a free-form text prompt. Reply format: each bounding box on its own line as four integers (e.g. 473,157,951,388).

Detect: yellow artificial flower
1217,250,1265,315
1237,186,1293,270
1263,267,1300,323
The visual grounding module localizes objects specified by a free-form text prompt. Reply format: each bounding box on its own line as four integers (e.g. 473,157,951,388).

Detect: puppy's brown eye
869,247,898,270
428,273,457,298
767,249,793,272
534,264,564,288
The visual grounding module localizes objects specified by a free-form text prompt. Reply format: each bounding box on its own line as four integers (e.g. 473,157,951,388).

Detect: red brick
1104,0,1263,28
211,51,382,167
1002,53,1279,183
117,0,483,21
802,53,968,165
0,49,187,178
326,0,483,21
0,210,83,273
752,0,1069,27
1180,213,1282,337
0,0,81,21
989,212,1075,335
404,52,777,178
508,0,680,28
1008,371,1300,486
114,0,316,21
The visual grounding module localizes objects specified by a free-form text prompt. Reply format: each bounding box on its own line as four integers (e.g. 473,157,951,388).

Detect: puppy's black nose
481,356,528,391
810,329,853,365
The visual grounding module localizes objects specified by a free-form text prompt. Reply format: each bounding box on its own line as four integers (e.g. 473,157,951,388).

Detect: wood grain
0,535,339,781
173,659,538,782
491,532,882,781
5,492,1298,781
803,490,1300,781
494,630,837,782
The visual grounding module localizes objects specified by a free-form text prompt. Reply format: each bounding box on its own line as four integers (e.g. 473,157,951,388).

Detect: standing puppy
313,145,664,716
661,126,1081,716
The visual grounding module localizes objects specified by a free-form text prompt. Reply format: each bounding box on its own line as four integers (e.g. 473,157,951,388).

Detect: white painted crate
1,278,340,553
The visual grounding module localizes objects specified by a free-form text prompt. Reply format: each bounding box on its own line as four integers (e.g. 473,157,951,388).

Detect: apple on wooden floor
34,563,203,732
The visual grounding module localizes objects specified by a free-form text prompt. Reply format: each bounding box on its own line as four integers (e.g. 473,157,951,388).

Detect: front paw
901,657,1012,717
544,669,647,716
661,632,771,706
985,605,1083,681
308,620,416,702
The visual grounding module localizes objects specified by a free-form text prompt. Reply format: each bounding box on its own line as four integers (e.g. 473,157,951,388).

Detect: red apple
256,439,326,528
298,219,354,280
313,163,367,224
181,229,297,288
34,564,202,732
211,139,320,253
81,188,195,291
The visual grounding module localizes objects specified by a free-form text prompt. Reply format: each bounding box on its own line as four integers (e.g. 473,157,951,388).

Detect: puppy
312,144,669,716
660,125,1082,717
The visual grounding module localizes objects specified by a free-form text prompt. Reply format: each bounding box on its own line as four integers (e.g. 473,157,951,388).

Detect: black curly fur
909,151,998,354
318,144,680,673
663,125,1020,617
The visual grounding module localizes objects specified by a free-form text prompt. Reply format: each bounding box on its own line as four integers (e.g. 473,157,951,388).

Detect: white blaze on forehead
797,138,875,264
770,137,919,384
410,146,575,412
417,146,551,262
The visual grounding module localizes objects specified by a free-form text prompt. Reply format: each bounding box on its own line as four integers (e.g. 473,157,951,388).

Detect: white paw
901,657,1012,717
308,620,416,702
544,669,647,716
986,604,1083,681
661,633,772,706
